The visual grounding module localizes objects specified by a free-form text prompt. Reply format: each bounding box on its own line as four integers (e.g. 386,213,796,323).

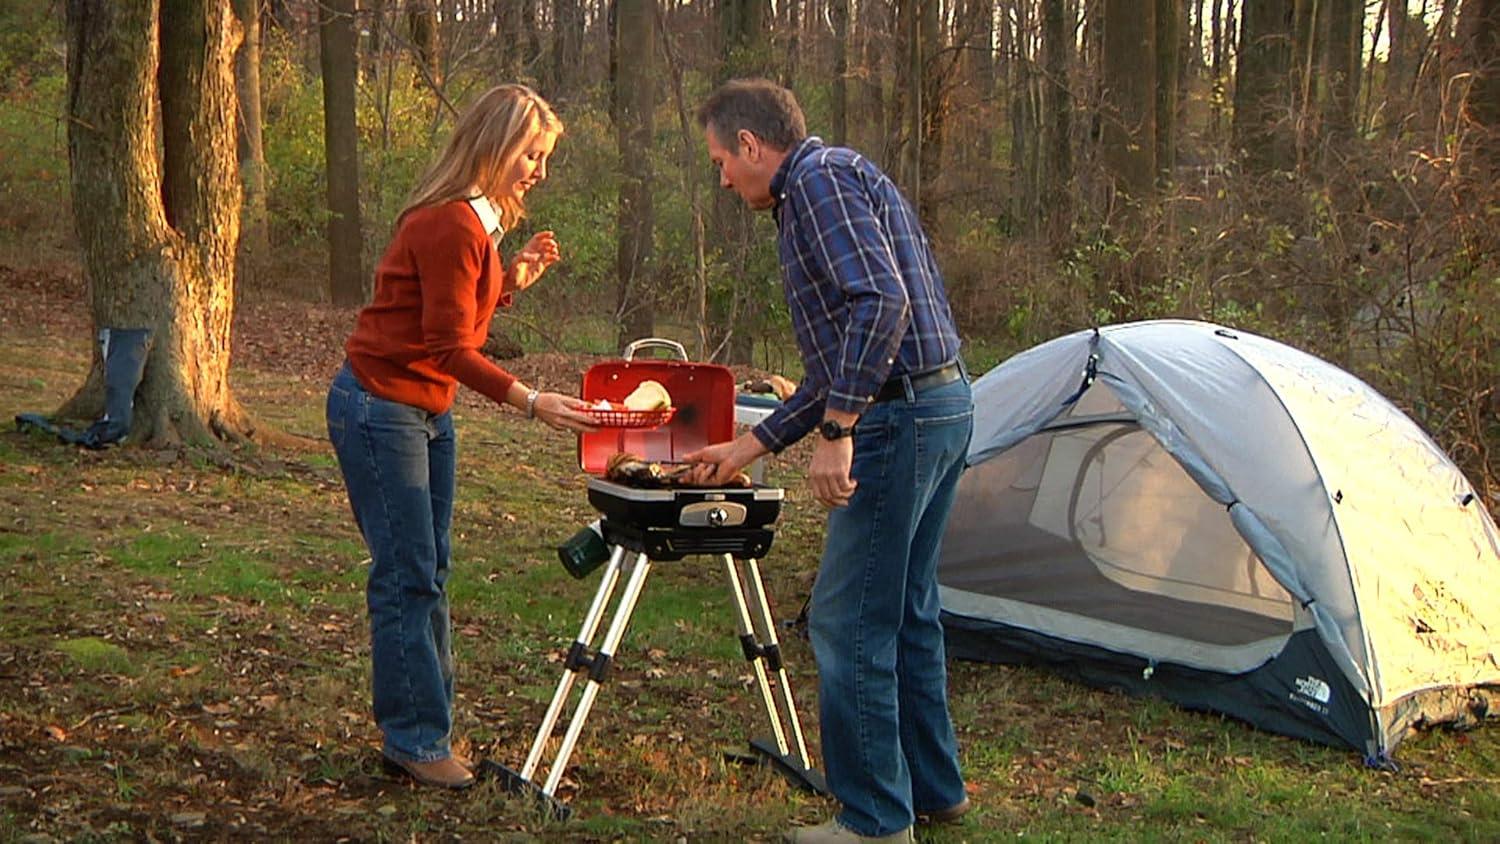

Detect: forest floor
1,262,1498,842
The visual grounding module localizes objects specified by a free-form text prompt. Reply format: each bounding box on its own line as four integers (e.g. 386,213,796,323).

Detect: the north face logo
1295,675,1332,704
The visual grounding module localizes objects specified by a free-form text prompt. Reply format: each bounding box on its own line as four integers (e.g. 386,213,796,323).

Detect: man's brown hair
695,78,807,152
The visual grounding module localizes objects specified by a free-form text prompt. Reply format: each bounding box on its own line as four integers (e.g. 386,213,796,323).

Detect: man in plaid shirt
687,79,974,844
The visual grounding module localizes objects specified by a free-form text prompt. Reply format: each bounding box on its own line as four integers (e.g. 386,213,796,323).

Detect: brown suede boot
382,755,476,790
917,796,971,824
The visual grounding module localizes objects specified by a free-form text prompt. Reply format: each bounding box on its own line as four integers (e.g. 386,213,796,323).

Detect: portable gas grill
482,339,825,819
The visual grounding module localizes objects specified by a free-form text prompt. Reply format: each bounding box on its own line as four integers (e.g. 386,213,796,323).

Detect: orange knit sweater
345,200,517,414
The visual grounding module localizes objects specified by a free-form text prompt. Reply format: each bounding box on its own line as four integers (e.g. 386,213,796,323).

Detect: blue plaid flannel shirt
752,137,962,453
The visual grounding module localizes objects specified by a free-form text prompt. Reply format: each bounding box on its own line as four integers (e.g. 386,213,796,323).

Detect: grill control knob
680,500,746,527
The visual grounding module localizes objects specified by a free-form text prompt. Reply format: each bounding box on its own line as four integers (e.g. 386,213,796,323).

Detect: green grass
3,287,1500,842
55,637,134,675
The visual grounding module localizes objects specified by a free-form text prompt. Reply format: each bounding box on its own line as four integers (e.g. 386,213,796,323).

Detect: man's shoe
382,755,476,790
917,795,971,824
783,818,914,843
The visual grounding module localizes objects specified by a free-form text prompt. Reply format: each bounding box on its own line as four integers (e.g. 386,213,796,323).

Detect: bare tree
614,0,657,350
1234,0,1296,171
320,0,365,305
231,0,270,282
712,0,771,364
1322,0,1363,141
1043,0,1074,242
495,0,523,79
408,0,442,87
552,0,585,97
1468,0,1500,172
830,0,850,145
1101,0,1157,203
1155,0,1181,185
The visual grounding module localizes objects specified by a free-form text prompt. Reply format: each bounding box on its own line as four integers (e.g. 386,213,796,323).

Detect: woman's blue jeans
326,362,457,763
809,375,973,836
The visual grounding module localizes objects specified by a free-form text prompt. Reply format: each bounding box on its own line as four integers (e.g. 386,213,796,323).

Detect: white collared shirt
466,193,505,250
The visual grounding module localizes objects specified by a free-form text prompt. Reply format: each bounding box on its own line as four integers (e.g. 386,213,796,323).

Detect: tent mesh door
942,421,1295,652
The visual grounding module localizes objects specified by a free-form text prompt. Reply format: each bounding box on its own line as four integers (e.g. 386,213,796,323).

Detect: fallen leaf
45,725,66,742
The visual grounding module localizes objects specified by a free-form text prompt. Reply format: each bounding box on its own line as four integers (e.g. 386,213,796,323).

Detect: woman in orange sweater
326,84,594,790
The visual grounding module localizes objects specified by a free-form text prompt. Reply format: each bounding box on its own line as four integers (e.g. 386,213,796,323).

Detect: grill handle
623,337,688,361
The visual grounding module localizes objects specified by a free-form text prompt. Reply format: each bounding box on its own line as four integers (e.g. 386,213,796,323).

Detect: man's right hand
683,432,768,486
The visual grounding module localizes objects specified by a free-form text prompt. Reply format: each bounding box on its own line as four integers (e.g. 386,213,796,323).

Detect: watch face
820,420,849,440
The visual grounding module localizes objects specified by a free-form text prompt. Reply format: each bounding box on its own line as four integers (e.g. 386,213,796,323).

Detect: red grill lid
577,339,735,474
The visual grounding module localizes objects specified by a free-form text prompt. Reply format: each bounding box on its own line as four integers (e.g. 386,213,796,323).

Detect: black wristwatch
818,419,855,440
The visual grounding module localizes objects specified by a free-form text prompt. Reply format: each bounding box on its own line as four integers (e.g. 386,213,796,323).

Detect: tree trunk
614,0,656,352
917,0,948,226
1005,1,1037,229
495,0,523,80
963,0,996,170
407,0,442,88
1101,0,1156,204
1210,0,1226,139
62,0,252,446
830,0,849,145
522,0,543,73
655,2,710,358
898,0,922,201
320,0,366,306
1323,0,1362,140
712,0,770,365
784,0,800,85
1043,0,1074,242
1383,0,1411,134
552,0,584,97
1234,0,1296,172
1155,0,1180,186
232,0,270,284
1469,0,1500,173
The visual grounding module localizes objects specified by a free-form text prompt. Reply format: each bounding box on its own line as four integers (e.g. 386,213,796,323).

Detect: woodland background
2,2,1500,840
0,0,1494,491
0,0,1495,493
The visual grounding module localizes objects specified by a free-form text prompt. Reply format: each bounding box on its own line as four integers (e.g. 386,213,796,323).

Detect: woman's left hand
510,230,561,291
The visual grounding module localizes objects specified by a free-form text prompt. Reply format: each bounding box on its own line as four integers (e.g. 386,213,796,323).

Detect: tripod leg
742,557,813,769
541,551,654,796
520,544,628,781
721,554,790,756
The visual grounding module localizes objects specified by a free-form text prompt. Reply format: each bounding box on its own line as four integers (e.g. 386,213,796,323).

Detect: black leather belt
872,362,963,403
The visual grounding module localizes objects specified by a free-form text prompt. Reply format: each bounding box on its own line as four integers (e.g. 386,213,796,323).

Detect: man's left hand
809,436,856,508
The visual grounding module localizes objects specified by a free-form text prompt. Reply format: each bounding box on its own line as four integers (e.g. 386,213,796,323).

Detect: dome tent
938,320,1500,763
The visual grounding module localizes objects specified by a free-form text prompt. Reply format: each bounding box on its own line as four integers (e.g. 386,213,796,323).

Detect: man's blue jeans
809,375,972,836
326,362,458,764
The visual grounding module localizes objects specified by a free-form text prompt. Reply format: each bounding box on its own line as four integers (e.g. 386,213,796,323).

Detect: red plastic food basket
577,338,735,474
580,407,678,429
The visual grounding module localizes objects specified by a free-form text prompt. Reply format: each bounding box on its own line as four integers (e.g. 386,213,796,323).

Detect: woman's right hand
534,392,599,433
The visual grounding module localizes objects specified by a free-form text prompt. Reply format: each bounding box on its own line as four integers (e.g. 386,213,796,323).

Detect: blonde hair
399,84,563,230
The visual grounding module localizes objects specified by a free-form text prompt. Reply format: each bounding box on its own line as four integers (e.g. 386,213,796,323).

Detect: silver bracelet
524,388,540,420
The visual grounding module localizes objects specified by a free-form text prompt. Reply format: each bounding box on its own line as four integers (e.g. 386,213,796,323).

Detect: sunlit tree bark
62,0,252,445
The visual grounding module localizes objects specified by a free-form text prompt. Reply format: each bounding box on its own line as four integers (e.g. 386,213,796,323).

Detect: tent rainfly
938,320,1500,763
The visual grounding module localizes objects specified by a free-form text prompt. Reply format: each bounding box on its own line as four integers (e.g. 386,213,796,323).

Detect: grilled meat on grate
604,452,752,489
